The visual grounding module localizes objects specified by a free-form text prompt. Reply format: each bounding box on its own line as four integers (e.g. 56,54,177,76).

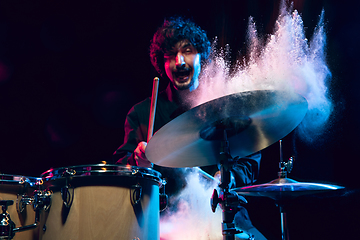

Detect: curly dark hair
150,17,211,77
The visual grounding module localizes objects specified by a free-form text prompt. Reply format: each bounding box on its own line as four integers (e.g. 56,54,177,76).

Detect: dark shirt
113,84,261,196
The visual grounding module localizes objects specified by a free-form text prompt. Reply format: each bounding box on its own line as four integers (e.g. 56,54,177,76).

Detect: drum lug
16,194,33,213
130,184,142,205
61,186,74,208
60,168,75,208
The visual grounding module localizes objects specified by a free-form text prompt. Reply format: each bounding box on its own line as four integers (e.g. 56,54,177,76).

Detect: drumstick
146,77,215,181
194,167,220,183
147,77,159,142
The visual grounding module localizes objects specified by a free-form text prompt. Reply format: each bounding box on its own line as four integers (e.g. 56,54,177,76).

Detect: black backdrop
0,0,359,239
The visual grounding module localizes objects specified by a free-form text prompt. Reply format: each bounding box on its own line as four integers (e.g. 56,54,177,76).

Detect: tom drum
39,164,162,240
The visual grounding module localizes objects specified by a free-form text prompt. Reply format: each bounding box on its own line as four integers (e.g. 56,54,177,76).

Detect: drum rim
0,174,41,186
40,164,162,183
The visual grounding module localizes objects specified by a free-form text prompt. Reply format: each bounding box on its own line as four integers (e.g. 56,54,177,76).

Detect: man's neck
165,84,193,109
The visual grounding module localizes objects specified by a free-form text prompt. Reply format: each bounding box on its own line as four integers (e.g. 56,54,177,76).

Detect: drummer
113,16,265,239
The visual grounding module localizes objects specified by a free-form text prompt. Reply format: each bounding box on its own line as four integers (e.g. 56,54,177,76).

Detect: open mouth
174,69,191,82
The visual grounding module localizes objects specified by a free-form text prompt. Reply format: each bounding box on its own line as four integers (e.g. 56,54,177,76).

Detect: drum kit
0,90,344,240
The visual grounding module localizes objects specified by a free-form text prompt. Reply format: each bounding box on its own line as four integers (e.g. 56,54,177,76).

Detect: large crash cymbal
146,90,308,168
232,178,344,201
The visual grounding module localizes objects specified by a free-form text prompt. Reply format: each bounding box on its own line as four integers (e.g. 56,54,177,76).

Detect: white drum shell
39,165,161,240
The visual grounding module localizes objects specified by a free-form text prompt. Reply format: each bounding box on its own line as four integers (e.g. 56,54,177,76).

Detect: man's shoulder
132,97,151,110
130,89,169,112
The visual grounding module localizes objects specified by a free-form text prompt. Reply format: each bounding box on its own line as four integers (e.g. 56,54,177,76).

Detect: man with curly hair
114,17,217,170
113,17,266,239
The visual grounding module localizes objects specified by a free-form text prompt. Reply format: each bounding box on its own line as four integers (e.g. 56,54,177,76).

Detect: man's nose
175,53,185,68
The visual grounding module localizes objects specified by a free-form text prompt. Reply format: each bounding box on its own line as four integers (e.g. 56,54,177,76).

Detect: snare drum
39,164,162,240
0,174,40,240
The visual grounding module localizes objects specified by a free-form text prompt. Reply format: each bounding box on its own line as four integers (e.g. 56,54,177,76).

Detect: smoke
159,4,333,239
188,3,332,143
160,170,223,240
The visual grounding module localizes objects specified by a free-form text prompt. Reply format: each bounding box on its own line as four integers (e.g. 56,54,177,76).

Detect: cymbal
232,178,345,201
146,90,308,168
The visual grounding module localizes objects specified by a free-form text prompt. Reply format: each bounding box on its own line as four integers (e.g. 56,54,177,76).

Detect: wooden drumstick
147,77,159,142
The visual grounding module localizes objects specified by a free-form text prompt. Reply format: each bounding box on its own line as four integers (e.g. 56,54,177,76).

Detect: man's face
164,40,201,91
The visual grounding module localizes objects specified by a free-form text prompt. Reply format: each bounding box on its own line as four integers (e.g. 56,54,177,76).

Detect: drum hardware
0,200,16,239
62,169,76,177
0,176,50,239
60,186,74,208
16,194,33,214
233,141,344,240
16,177,40,213
159,179,168,212
130,167,168,209
131,168,149,180
278,157,293,178
60,168,76,208
33,190,52,212
130,184,142,205
131,168,140,176
209,130,254,240
211,189,247,213
277,140,293,240
0,196,45,240
278,140,293,179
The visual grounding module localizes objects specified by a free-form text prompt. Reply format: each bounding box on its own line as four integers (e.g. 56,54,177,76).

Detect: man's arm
113,104,153,167
231,151,261,187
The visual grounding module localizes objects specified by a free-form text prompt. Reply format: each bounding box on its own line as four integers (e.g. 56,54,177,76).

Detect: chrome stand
211,131,252,240
276,140,293,240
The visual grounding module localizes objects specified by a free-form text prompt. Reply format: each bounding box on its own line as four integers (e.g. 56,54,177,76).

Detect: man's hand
134,141,153,168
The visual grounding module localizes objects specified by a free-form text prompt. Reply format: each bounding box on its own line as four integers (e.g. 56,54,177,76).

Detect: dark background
0,0,359,239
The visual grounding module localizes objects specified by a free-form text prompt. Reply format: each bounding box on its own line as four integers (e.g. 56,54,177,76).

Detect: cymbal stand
276,140,294,240
278,140,294,179
211,130,249,240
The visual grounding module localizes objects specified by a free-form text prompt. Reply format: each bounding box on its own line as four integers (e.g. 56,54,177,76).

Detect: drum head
40,164,162,189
